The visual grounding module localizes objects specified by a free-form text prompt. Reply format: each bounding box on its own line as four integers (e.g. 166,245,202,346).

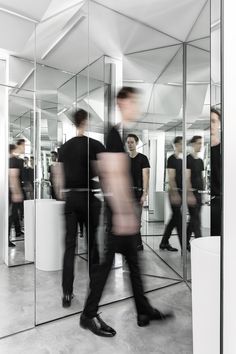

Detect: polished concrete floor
0,282,192,354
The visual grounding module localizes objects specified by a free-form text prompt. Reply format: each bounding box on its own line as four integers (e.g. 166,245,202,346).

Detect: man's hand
12,192,23,203
170,191,181,205
112,212,139,235
187,192,197,206
140,193,147,206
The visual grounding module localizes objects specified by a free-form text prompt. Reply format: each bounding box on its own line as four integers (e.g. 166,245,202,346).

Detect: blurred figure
186,136,204,249
53,109,104,308
8,140,25,246
22,156,34,200
210,108,222,236
159,137,183,252
80,87,173,337
48,151,58,199
126,133,150,251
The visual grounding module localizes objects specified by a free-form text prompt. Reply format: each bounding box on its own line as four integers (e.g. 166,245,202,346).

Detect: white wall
223,2,236,352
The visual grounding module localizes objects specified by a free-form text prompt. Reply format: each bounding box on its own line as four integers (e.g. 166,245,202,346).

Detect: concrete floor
0,282,192,354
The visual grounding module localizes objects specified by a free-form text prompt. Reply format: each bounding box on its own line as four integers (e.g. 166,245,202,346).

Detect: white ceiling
1,0,219,145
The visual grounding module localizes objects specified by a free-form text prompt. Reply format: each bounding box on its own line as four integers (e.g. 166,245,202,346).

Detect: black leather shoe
137,309,174,327
159,243,178,252
62,293,74,308
80,313,116,337
9,241,16,247
137,244,144,251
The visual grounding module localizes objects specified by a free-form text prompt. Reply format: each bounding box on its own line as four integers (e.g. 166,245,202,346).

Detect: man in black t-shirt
80,87,173,337
9,141,25,246
48,151,58,199
126,133,150,251
53,109,105,308
210,108,222,236
186,136,204,248
159,136,183,251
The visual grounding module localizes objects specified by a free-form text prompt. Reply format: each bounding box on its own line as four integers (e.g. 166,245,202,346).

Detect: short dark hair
50,151,58,157
16,139,25,146
173,136,182,145
190,135,202,144
126,134,139,143
117,86,140,100
72,109,88,128
211,107,221,121
9,144,16,153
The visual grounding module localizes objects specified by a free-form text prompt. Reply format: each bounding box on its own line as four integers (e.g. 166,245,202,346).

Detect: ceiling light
57,108,68,116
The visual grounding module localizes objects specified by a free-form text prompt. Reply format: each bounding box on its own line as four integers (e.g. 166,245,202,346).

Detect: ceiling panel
95,0,207,41
0,0,51,21
187,0,210,42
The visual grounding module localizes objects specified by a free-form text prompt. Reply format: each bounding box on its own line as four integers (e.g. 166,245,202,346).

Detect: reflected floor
8,239,32,266
0,282,192,354
0,263,34,338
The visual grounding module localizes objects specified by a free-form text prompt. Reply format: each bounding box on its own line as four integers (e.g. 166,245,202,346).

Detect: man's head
24,156,29,166
9,144,16,155
72,109,88,131
16,139,25,155
30,156,34,167
117,87,141,123
126,134,139,152
190,135,202,153
173,136,183,153
50,151,58,162
210,107,221,137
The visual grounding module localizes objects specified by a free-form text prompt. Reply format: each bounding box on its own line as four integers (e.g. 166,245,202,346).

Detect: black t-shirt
167,154,182,190
9,156,24,183
187,154,204,191
58,136,105,189
211,143,221,196
106,126,125,153
129,153,150,190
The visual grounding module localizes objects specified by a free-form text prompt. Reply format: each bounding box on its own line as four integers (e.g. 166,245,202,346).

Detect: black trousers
211,196,222,236
62,191,101,294
83,233,154,318
9,202,21,237
160,194,182,247
187,192,202,243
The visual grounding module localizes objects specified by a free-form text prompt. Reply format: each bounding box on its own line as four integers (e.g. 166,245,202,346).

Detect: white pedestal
201,204,210,229
35,199,65,271
191,237,220,354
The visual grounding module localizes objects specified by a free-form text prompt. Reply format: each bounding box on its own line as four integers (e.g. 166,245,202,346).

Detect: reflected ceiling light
15,68,35,94
211,19,221,30
57,107,68,116
0,7,38,23
41,15,86,60
124,80,144,83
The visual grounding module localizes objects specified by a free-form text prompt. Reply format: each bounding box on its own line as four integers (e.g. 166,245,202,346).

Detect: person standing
186,136,204,249
53,109,104,308
210,107,222,236
48,151,58,199
126,133,150,251
159,136,183,252
9,140,25,246
80,87,173,337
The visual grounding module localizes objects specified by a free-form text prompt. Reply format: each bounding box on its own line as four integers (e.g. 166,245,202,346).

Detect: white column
223,2,236,353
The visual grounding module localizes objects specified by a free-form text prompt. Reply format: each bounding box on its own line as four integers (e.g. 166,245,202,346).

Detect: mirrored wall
0,0,221,343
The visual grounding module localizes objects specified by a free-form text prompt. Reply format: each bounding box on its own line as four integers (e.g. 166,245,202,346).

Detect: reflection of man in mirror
186,136,204,249
48,151,58,199
53,109,104,308
80,87,173,338
8,140,25,247
22,156,33,200
126,134,150,251
159,136,183,252
210,107,221,236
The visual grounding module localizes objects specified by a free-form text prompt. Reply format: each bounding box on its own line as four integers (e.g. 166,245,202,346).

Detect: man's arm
168,168,181,205
97,152,138,235
9,169,23,203
52,162,65,200
140,167,150,205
